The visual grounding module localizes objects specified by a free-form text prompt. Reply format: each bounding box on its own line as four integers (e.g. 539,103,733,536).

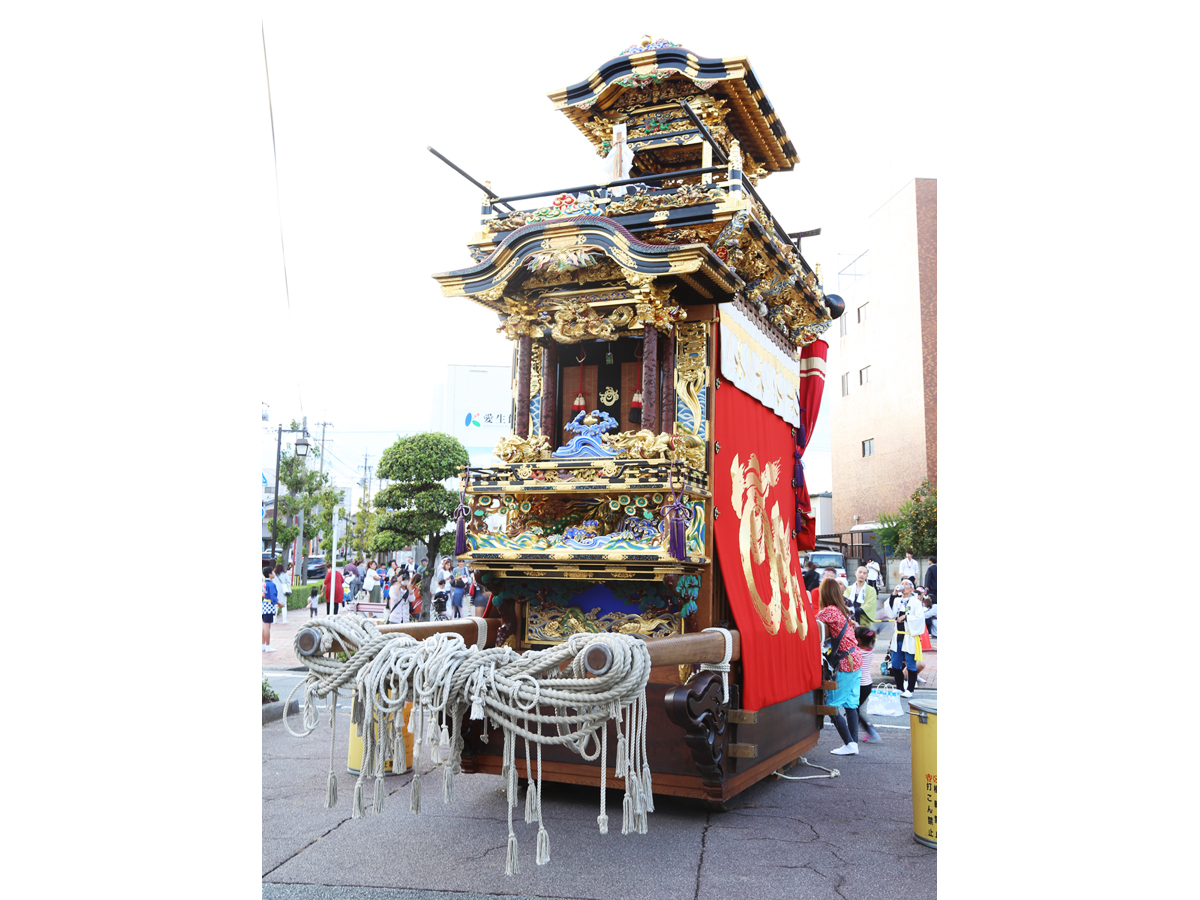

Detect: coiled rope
283,617,654,875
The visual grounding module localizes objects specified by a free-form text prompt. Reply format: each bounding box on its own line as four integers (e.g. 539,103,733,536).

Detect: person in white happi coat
885,581,925,697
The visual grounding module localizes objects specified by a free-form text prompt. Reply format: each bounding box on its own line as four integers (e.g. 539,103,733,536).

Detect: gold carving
728,453,806,638
674,322,709,438
526,604,683,643
599,386,619,407
601,430,704,469
494,433,551,463
530,344,543,402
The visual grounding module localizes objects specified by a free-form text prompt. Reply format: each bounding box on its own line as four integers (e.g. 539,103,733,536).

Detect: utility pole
314,421,333,478
357,451,374,557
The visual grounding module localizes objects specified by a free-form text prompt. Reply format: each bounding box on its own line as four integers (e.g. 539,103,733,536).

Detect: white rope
773,757,840,780
288,620,654,875
699,627,732,704
468,616,488,651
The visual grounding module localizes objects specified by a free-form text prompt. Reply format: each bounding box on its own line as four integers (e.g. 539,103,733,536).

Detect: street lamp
269,422,311,564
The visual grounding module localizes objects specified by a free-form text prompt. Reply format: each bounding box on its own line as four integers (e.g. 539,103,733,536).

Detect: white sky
256,6,954,504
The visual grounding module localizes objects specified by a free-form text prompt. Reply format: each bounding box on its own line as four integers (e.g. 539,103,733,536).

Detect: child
387,576,411,624
854,627,883,744
922,593,937,639
308,585,320,618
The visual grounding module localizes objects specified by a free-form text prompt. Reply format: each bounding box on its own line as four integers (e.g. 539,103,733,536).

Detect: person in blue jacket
262,564,279,652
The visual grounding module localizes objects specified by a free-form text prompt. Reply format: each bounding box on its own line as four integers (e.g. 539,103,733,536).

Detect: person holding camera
886,580,926,697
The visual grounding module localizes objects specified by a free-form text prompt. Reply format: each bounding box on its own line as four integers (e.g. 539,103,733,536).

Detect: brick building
828,178,936,534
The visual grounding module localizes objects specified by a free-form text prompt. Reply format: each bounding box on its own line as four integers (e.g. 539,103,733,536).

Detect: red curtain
793,340,829,551
714,379,821,711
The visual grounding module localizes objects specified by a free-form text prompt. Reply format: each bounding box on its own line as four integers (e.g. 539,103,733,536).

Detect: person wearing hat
885,580,925,697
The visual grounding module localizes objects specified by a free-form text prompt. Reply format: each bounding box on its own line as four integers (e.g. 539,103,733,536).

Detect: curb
262,697,300,725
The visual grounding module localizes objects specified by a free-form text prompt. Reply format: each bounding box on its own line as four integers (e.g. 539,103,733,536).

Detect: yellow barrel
347,701,414,775
908,699,937,848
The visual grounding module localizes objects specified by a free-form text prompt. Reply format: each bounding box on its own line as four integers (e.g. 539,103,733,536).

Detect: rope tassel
505,833,520,876
525,784,537,824
373,776,385,814
325,771,338,809
641,764,655,813
286,619,657,874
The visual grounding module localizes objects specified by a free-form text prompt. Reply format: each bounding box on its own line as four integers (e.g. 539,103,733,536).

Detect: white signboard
443,365,513,467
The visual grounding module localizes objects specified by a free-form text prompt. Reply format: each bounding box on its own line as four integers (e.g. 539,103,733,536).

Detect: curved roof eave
546,47,798,171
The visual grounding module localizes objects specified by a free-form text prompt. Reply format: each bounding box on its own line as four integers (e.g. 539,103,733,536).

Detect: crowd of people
262,553,496,650
812,551,938,756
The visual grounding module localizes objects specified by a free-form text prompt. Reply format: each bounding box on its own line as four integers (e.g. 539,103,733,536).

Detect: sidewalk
262,597,357,671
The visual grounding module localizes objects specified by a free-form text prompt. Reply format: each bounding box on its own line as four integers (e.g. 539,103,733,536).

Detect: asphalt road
263,688,936,900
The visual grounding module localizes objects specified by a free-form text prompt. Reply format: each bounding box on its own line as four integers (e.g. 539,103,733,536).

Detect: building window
862,438,874,457
841,373,850,396
859,366,870,385
857,303,868,324
839,313,848,337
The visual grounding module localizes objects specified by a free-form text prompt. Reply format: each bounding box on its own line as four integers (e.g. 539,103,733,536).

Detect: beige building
828,178,936,534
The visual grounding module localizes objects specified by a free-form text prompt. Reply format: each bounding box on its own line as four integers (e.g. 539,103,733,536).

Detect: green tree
348,495,380,559
371,432,469,596
876,479,937,558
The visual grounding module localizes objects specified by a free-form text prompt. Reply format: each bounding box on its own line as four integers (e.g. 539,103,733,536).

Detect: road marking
873,723,910,730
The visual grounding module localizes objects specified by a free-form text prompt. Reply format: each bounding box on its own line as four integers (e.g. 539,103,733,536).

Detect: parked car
305,556,327,579
802,550,847,586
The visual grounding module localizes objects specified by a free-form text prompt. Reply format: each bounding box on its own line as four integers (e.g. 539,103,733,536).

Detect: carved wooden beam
515,334,532,438
641,325,658,434
663,671,728,783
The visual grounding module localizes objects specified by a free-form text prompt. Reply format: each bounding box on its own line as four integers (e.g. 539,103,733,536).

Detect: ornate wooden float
429,36,846,803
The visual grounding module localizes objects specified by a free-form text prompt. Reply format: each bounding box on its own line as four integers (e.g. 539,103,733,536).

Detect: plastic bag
863,684,905,717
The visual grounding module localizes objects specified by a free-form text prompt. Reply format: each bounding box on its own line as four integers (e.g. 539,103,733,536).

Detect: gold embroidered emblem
599,386,619,407
729,453,806,637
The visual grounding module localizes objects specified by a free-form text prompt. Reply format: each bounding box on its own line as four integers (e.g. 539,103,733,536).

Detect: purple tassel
453,491,469,556
794,396,807,522
666,463,692,561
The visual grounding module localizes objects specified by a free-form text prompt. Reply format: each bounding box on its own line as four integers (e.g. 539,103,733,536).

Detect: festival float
287,36,845,873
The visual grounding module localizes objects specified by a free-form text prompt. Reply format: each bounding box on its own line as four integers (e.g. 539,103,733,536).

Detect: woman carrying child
816,579,864,756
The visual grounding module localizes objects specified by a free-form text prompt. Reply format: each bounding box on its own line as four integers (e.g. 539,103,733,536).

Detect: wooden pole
661,329,676,436
541,341,558,438
297,620,741,668
641,325,658,434
515,334,532,438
